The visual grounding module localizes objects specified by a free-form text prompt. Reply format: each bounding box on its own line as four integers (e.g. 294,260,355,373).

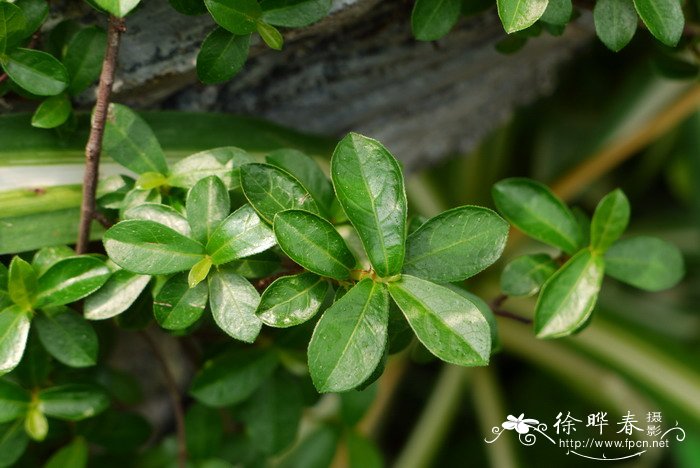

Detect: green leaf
257,21,283,50
119,188,162,218
8,257,36,310
31,94,71,129
31,246,74,278
331,133,407,278
24,404,47,441
447,286,500,353
241,163,322,223
492,178,582,254
229,251,280,279
278,424,339,468
534,249,605,338
500,253,558,296
15,0,48,38
63,26,107,94
190,348,277,406
103,104,169,175
633,0,684,47
45,437,88,468
257,272,328,327
35,307,98,367
347,431,383,468
590,188,630,252
388,275,490,366
266,149,334,215
0,3,26,55
593,0,638,51
154,273,208,330
103,219,206,275
93,0,141,17
260,0,331,27
240,372,303,455
207,267,261,342
604,236,684,291
188,256,212,288
1,48,69,96
540,0,571,25
124,203,192,237
186,176,231,244
0,421,28,467
403,206,508,282
0,264,7,291
169,147,255,190
38,384,109,421
497,0,549,33
136,172,168,190
308,279,388,393
0,380,29,423
206,204,276,265
185,404,223,459
196,28,250,84
169,0,208,15
274,210,356,280
12,335,51,389
84,270,150,320
204,0,262,34
411,0,462,41
35,256,110,308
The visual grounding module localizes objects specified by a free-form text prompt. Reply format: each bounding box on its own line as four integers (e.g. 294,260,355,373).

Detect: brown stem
76,16,125,253
488,294,532,325
140,331,188,468
0,74,7,85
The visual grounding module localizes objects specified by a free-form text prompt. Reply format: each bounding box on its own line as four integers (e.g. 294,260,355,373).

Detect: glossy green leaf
15,0,47,38
204,0,262,34
45,437,88,468
308,279,388,393
169,0,208,15
1,48,69,96
331,133,407,278
274,210,356,280
103,220,205,275
492,178,582,254
0,380,29,423
196,28,250,84
189,348,277,406
500,253,558,296
411,0,461,41
31,246,74,278
448,286,500,353
266,148,334,214
0,421,28,467
38,384,109,421
590,188,630,252
633,0,684,47
594,0,638,51
185,404,222,459
31,94,71,129
169,147,255,189
260,0,331,27
229,251,280,279
0,264,7,291
119,188,161,217
534,249,605,338
257,21,283,50
403,206,508,282
188,256,212,288
540,0,571,25
124,203,192,237
257,272,328,327
24,405,47,441
240,373,303,455
208,267,261,342
63,26,107,94
388,275,490,366
497,0,549,33
35,306,98,367
604,236,684,291
207,204,276,265
136,172,168,190
84,270,150,320
186,176,230,244
93,0,141,17
241,163,322,223
153,273,208,330
103,104,169,175
0,3,26,55
8,257,36,310
34,256,110,308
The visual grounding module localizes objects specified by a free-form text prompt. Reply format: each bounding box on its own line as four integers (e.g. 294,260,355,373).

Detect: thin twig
93,210,114,229
488,294,532,325
140,331,188,468
76,16,125,253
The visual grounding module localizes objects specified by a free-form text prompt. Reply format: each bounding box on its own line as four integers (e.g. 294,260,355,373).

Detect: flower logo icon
502,414,540,434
